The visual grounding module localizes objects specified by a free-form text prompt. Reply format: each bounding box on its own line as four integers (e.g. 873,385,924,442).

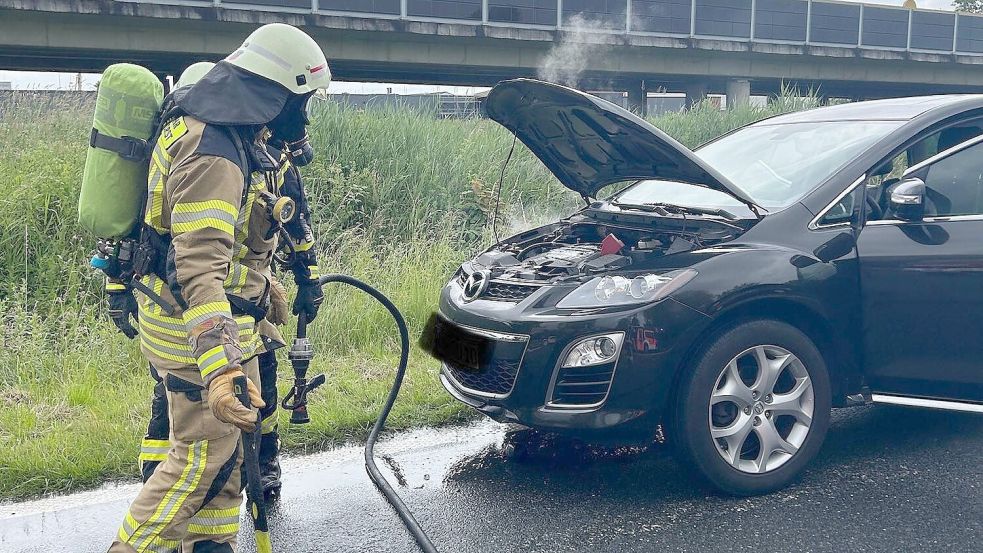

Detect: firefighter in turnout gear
109,23,330,553
131,62,325,500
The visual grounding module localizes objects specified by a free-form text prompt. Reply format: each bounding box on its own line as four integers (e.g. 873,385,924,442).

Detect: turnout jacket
136,115,290,385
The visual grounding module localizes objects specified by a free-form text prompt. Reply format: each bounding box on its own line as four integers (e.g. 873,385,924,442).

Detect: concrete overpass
5,0,983,113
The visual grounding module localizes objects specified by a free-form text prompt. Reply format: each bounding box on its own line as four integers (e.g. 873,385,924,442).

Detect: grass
0,90,818,500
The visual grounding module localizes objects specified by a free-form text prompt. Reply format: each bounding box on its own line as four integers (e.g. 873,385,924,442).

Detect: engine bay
472,219,743,283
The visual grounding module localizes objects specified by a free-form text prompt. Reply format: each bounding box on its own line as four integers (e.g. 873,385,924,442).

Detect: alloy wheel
708,345,815,474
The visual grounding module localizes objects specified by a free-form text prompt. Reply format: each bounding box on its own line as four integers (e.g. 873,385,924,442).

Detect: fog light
595,337,617,357
562,333,625,368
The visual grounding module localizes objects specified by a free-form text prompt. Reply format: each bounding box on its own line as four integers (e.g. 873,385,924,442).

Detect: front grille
549,363,617,407
457,271,541,302
484,281,540,302
446,358,522,396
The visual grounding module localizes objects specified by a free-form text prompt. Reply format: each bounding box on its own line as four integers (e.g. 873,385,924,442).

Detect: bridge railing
137,0,983,56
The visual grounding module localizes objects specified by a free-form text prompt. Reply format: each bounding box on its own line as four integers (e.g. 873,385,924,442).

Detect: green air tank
79,63,164,239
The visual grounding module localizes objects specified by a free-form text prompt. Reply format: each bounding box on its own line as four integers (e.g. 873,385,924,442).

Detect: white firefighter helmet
225,23,331,95
175,62,215,90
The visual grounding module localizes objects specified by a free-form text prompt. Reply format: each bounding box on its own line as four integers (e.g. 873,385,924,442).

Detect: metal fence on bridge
129,0,983,56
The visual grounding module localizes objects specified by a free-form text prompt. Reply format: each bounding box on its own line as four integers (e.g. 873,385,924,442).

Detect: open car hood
484,79,759,209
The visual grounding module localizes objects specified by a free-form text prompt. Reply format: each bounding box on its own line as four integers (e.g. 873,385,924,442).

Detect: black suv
430,79,983,495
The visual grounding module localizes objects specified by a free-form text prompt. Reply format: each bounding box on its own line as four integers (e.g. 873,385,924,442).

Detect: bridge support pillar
685,81,708,110
726,78,751,110
627,80,648,117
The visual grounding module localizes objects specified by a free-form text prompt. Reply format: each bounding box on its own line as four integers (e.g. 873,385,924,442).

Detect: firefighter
108,23,329,553
124,61,324,501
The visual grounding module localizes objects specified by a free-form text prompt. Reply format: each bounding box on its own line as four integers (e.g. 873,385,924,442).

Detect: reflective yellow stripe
140,330,193,354
145,535,180,553
139,452,169,462
237,316,256,333
196,345,225,366
241,331,263,359
141,309,185,326
118,511,141,543
171,199,237,237
172,200,238,218
261,412,277,435
183,301,233,328
200,359,227,379
140,338,195,365
145,150,168,231
224,262,248,293
197,345,230,379
139,438,171,463
129,440,208,551
196,506,240,518
139,317,186,338
140,330,195,364
187,522,240,536
187,505,240,536
292,239,314,252
151,277,165,316
106,282,127,291
151,149,168,176
171,217,235,237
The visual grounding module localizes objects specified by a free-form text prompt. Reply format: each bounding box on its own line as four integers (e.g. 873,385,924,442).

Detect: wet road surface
1,404,981,552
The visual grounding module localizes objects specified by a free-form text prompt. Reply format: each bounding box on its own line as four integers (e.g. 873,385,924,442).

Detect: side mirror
890,177,926,221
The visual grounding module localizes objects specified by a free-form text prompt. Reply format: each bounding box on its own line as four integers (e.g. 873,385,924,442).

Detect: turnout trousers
140,351,282,493
109,357,260,553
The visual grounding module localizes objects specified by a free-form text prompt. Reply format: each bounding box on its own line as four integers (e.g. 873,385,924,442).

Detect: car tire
672,319,831,496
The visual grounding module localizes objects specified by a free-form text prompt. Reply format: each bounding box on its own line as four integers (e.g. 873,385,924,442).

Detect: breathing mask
268,92,319,167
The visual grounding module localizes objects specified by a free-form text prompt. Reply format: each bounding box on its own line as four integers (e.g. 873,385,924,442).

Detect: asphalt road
1,404,980,553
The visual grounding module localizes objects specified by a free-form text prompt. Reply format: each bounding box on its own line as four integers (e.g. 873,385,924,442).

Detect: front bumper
436,279,711,444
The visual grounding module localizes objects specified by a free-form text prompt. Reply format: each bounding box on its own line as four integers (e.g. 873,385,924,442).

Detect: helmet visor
303,90,329,125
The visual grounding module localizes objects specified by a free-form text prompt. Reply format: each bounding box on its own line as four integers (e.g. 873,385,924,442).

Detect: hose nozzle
282,313,325,424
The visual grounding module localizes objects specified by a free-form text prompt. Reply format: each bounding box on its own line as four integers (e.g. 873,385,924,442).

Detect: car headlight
562,333,625,368
556,269,698,308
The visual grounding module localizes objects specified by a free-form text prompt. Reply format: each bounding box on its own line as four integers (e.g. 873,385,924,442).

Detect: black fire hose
315,274,439,553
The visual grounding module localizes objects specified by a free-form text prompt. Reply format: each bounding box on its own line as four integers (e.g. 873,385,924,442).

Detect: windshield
613,120,902,214
695,120,903,208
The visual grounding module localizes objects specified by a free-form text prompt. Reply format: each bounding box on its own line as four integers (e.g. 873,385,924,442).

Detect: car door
857,137,983,403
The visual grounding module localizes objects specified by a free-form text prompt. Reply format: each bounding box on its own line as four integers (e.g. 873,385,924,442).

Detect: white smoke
537,15,617,87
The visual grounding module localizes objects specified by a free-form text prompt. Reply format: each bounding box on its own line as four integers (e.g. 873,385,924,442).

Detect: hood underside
484,79,757,207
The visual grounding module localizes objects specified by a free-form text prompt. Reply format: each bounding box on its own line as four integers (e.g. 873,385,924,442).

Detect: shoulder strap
224,127,253,207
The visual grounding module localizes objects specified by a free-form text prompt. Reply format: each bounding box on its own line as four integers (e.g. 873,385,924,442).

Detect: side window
864,123,983,221
920,141,983,217
818,186,858,226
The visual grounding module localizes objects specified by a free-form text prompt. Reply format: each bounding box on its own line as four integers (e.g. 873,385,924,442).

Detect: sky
0,0,959,92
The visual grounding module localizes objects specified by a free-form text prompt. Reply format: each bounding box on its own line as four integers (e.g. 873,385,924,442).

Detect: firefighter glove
107,287,139,339
293,281,324,322
208,368,266,432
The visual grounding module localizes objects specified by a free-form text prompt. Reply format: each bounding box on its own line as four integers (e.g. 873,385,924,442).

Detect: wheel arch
671,296,860,411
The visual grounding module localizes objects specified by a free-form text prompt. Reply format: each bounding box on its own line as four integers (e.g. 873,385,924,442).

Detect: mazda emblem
462,270,491,302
